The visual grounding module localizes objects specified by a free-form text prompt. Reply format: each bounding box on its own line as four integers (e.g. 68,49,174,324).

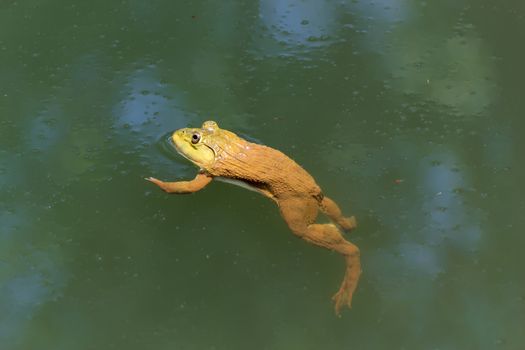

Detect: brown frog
146,121,361,315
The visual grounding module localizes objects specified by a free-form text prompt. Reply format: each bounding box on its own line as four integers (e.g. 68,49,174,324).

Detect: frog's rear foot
332,287,353,315
339,216,357,232
320,197,357,232
332,248,361,316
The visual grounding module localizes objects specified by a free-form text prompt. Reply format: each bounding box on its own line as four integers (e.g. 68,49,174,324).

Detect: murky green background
1,0,524,349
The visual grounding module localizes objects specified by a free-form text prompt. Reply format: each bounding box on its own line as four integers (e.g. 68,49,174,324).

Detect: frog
146,121,361,315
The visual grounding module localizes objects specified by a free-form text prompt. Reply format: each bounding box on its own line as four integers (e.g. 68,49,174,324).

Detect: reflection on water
1,0,525,349
114,64,185,132
259,0,338,48
0,209,66,349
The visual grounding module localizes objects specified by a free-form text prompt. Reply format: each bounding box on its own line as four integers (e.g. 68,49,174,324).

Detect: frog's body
146,121,361,315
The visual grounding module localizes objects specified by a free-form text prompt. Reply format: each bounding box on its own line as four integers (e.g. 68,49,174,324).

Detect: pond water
1,0,524,349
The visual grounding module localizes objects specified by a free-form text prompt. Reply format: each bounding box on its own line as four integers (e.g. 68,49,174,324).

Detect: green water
1,0,524,349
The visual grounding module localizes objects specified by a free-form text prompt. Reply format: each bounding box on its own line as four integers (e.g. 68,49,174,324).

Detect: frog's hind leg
320,196,357,232
278,197,361,316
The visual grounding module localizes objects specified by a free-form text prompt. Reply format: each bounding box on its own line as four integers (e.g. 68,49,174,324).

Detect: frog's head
171,121,229,169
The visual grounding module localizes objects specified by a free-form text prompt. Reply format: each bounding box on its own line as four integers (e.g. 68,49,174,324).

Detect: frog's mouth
171,130,215,167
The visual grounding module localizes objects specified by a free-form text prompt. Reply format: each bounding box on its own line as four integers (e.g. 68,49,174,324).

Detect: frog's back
208,140,321,199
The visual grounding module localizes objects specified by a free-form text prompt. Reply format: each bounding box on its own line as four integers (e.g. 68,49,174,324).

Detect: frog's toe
145,177,165,187
340,216,357,232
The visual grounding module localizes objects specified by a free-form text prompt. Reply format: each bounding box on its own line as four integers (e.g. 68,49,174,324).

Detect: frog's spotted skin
146,121,361,315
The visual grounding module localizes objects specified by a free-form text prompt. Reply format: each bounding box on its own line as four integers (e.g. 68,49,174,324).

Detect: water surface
1,0,524,349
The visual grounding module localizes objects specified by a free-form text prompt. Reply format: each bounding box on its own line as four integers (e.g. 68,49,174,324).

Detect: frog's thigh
279,198,350,251
277,197,319,234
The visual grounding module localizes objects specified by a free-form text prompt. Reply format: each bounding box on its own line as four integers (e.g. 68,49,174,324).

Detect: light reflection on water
259,0,338,46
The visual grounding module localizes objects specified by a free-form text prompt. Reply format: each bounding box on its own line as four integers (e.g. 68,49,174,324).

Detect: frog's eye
191,133,201,144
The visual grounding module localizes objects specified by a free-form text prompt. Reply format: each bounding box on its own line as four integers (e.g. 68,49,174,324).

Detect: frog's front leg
278,197,361,316
145,172,213,194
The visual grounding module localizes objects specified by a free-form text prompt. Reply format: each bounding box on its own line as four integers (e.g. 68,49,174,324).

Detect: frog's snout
169,130,183,152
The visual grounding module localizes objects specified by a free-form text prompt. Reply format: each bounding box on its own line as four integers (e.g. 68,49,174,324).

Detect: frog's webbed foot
339,216,357,232
332,289,352,316
331,251,361,316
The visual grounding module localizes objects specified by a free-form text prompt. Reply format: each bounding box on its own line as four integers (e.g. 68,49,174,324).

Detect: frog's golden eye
191,133,201,144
